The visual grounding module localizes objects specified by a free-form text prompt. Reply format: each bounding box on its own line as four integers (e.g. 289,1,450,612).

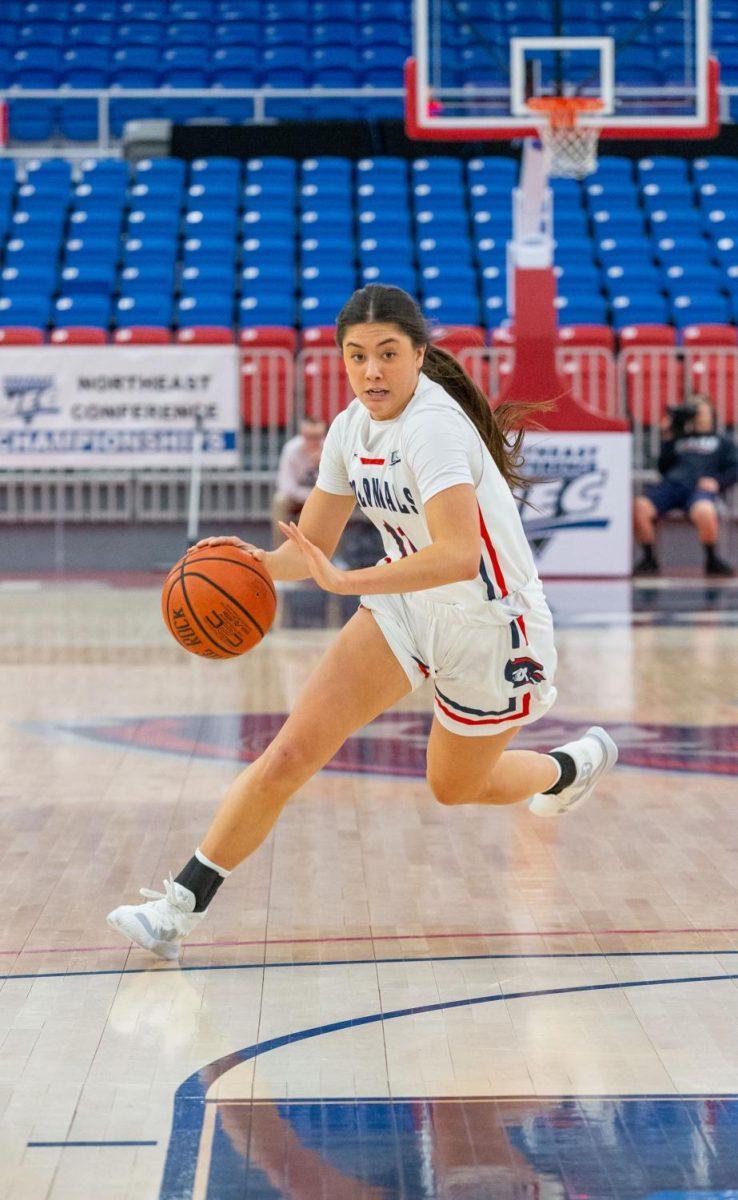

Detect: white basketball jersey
316,372,540,608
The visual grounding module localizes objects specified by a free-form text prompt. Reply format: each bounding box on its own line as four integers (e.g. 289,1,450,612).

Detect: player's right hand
193,536,266,561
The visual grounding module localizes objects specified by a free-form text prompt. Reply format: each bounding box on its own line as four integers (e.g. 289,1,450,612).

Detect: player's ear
416,344,426,370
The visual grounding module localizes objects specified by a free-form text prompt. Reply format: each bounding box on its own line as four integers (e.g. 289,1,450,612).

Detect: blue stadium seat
242,264,297,294
59,102,99,141
300,294,344,324
1,263,57,295
362,265,416,291
610,292,669,328
61,47,110,86
66,235,121,265
671,292,732,326
9,100,58,141
54,294,112,328
115,293,174,326
182,263,236,289
0,295,51,328
110,46,161,87
12,46,62,86
121,263,177,291
424,293,482,326
177,294,234,326
59,263,117,295
637,156,691,181
239,294,296,325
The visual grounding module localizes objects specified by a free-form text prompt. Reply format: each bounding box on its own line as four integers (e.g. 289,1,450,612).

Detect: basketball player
108,286,617,960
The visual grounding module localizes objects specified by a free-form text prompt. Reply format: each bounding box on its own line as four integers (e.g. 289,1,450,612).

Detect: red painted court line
4,926,738,957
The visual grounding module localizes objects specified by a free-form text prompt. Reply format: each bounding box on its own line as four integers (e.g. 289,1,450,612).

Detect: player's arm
196,486,355,581
282,483,480,595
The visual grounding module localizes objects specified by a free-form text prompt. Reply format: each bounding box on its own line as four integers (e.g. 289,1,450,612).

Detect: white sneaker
528,726,618,817
106,874,207,960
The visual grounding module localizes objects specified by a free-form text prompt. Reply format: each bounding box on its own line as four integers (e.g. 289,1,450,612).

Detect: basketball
161,545,277,659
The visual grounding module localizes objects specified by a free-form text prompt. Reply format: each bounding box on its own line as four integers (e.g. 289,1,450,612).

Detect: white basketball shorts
361,584,557,737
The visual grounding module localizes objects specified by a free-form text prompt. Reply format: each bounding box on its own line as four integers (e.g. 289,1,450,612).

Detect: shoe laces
139,873,187,911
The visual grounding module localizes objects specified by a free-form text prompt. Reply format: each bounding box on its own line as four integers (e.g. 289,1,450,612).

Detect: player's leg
633,494,660,574
426,717,617,817
107,607,411,957
688,495,734,576
426,720,555,806
199,607,410,869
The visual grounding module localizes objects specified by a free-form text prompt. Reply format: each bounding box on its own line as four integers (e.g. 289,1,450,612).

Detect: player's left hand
278,521,350,593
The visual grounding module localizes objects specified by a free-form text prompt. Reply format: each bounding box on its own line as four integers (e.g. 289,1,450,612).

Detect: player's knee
689,498,715,521
257,737,317,790
634,496,656,521
426,771,478,806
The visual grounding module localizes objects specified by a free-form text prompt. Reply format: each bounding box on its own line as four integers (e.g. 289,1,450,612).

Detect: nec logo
1,376,59,425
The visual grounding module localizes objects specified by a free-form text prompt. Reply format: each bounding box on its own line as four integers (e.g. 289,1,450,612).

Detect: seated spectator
272,416,326,547
633,394,736,577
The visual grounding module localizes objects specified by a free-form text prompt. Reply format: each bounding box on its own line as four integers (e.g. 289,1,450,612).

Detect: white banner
520,431,633,576
0,346,240,468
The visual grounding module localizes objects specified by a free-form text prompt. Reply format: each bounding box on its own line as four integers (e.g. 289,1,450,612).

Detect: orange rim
526,96,604,130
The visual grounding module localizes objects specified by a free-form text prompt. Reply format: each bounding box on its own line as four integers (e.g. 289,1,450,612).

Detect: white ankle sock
195,847,231,878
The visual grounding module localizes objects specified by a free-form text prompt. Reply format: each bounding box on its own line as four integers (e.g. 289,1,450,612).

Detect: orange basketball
162,545,277,659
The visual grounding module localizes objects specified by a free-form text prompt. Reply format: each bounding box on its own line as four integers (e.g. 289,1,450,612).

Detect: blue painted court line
158,970,738,1200
4,947,738,984
28,1140,157,1148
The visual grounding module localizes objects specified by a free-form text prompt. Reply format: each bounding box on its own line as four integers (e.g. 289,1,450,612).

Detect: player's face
693,400,714,433
342,323,425,421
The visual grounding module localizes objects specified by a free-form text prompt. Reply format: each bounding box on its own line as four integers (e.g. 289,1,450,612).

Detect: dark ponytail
336,284,535,493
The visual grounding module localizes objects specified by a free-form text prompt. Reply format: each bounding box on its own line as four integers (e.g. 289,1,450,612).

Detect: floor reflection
204,1096,738,1199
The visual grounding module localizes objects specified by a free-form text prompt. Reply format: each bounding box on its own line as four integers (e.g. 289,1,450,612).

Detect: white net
535,121,602,179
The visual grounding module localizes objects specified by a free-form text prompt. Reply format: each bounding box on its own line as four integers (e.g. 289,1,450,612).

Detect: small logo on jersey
505,657,545,687
389,450,401,466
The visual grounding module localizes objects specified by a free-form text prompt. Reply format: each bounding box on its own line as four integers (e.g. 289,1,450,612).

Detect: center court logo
0,375,59,425
40,712,738,778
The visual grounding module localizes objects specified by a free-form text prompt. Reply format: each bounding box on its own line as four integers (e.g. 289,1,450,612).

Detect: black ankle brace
543,750,577,795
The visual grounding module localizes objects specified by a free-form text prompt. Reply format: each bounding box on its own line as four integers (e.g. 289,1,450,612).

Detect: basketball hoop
526,96,605,179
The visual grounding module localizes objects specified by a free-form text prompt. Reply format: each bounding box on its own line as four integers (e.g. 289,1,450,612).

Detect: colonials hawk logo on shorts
504,657,546,687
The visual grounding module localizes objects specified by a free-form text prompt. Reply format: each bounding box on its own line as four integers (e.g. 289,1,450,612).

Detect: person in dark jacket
633,395,737,576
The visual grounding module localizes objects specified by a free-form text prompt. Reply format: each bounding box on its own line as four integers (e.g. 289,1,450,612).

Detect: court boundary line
5,947,738,984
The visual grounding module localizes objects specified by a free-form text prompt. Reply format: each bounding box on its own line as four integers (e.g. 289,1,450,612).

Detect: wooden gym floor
1,574,737,1199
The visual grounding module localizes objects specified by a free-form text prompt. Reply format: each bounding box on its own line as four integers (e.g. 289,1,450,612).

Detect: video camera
666,403,698,436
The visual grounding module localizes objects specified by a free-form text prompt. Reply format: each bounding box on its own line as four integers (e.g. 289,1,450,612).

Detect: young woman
108,285,618,960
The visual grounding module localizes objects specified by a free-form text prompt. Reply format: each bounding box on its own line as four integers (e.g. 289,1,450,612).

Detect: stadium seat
619,324,677,347
239,326,298,350
301,326,337,347
558,325,615,350
681,324,738,347
177,327,235,344
241,352,292,427
54,295,111,328
50,326,108,344
114,326,172,344
0,326,45,345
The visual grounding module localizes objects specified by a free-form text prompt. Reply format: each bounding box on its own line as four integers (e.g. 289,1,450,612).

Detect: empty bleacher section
0,1,737,139
1,153,738,345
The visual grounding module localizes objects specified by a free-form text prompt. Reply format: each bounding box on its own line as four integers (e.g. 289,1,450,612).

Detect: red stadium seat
681,324,738,347
50,327,107,344
432,325,486,355
239,326,297,351
559,324,615,350
0,326,44,345
176,326,234,344
301,325,337,348
623,352,684,425
619,324,677,347
302,353,354,422
489,325,515,347
241,353,293,428
114,326,171,344
687,352,737,425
